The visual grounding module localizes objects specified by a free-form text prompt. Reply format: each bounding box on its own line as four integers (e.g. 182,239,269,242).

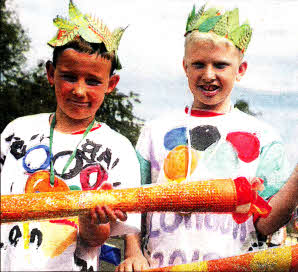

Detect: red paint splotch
49,219,78,229
226,132,260,163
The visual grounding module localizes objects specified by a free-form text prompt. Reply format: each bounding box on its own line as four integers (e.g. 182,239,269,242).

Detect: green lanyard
49,113,96,186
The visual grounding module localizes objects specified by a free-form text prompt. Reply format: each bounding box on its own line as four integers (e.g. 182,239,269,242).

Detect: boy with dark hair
117,3,293,270
0,1,140,271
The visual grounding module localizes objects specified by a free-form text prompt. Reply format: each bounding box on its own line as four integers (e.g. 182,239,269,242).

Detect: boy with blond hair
117,3,293,270
0,1,140,271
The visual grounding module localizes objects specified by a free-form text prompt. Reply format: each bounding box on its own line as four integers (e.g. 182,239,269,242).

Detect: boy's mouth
200,85,219,91
198,84,220,97
69,99,90,107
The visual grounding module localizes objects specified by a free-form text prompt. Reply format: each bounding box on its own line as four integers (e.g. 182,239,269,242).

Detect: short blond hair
184,31,243,60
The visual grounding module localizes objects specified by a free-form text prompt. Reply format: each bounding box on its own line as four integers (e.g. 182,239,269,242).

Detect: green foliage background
234,99,256,116
0,0,142,146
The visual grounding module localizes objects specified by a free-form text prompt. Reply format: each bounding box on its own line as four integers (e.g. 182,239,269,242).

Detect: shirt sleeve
0,120,15,174
136,124,152,185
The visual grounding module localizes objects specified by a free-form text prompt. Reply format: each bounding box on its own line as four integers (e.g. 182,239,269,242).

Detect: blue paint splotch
164,127,187,150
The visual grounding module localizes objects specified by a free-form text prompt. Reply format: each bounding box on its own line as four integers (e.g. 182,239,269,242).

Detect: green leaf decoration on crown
185,4,252,53
48,0,126,69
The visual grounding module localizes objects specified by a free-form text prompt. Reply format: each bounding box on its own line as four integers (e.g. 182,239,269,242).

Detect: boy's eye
192,63,204,69
62,74,77,82
85,79,102,86
214,63,228,69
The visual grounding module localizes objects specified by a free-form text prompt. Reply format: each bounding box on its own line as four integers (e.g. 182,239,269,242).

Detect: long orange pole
144,245,298,272
1,179,238,223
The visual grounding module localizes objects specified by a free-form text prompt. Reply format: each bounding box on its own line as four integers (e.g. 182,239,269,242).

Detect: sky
8,0,298,167
11,0,298,114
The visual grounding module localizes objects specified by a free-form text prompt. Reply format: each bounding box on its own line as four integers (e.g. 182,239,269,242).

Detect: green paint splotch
256,141,290,199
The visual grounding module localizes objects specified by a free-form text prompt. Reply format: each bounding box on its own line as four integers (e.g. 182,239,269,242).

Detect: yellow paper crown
48,0,126,69
185,4,252,53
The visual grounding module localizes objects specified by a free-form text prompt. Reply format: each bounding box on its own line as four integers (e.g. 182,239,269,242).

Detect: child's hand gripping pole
1,177,271,224
144,244,298,272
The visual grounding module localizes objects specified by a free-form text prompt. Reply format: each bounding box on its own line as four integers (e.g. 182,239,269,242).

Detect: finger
114,264,120,272
78,212,91,224
102,206,118,222
137,260,150,272
125,262,133,272
132,262,142,272
115,263,126,272
94,206,109,224
90,208,99,224
141,262,150,271
114,210,128,222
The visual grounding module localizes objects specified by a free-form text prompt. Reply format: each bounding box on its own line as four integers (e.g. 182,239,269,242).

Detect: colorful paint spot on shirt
164,127,187,151
190,126,221,151
226,132,260,163
137,151,152,185
256,141,289,198
163,145,198,181
203,141,239,177
40,221,77,258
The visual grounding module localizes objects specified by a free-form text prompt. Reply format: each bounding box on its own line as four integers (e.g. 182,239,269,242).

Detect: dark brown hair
52,37,117,75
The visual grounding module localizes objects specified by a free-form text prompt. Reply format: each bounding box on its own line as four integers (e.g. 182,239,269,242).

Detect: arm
79,205,127,247
115,233,149,272
255,164,298,236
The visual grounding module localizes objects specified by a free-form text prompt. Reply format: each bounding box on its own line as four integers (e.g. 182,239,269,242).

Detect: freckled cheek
89,91,106,105
56,83,74,97
187,72,200,84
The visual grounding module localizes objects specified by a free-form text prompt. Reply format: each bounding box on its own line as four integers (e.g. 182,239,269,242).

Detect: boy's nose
202,66,216,82
72,82,86,97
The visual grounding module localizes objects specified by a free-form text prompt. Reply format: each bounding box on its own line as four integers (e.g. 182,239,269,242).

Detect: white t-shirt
1,113,141,271
136,107,290,268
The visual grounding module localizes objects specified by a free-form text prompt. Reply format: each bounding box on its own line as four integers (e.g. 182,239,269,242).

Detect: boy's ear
182,58,188,75
106,74,120,94
236,61,248,82
46,60,55,86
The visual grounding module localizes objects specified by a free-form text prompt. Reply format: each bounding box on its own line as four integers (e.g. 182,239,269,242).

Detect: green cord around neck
49,113,96,186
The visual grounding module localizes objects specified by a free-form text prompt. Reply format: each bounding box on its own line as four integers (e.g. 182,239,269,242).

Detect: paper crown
185,4,252,53
48,0,126,70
